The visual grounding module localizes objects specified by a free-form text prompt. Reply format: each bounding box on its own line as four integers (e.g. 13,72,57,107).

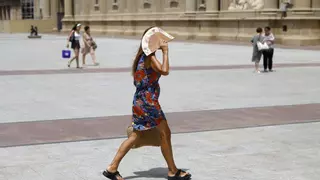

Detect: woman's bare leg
82,53,87,66
157,120,189,177
74,49,80,68
107,131,140,174
90,48,97,64
68,49,77,66
255,62,260,72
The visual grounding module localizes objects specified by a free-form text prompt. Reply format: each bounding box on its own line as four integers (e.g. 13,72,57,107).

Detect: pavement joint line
1,103,318,125
1,120,319,149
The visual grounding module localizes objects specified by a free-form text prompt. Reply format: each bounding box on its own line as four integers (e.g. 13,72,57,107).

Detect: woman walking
251,27,264,73
102,27,192,180
82,26,99,66
67,23,82,68
262,26,275,72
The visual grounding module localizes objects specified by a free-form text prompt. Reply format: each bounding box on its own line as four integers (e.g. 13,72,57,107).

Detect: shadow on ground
124,167,189,179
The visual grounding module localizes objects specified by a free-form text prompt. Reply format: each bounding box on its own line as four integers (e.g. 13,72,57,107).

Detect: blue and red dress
132,54,166,131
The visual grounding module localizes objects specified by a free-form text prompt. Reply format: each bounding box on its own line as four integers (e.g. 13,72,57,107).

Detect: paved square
0,33,320,180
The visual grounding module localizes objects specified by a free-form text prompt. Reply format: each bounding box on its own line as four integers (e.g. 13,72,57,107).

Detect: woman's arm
83,33,91,47
150,44,169,76
251,36,255,45
66,30,74,47
67,30,74,41
269,33,275,43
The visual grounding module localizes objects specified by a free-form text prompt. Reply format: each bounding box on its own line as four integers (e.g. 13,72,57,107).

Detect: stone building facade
61,0,320,45
1,0,320,45
0,0,63,33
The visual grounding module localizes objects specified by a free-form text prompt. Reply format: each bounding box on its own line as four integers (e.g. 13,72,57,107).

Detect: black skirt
71,40,80,50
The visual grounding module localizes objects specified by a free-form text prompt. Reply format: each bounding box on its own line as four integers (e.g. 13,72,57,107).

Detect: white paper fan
141,27,174,56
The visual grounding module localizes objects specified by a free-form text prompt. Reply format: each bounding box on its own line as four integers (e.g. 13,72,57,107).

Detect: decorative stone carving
112,4,119,10
143,0,151,9
170,0,179,8
198,0,206,11
112,0,119,10
228,0,264,10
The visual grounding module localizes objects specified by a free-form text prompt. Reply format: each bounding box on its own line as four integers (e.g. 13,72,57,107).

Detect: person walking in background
67,23,82,68
82,26,99,66
102,27,191,180
251,27,264,73
262,26,275,72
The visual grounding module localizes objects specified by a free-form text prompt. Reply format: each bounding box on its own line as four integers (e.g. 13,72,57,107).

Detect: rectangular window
21,0,34,19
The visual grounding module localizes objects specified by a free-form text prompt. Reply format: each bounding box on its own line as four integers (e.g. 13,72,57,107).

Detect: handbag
126,126,161,149
257,41,269,51
62,49,71,58
92,40,97,50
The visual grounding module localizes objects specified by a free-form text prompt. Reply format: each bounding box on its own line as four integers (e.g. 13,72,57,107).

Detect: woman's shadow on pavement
124,167,189,179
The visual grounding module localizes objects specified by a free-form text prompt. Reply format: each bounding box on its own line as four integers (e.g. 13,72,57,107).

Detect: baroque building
1,0,320,45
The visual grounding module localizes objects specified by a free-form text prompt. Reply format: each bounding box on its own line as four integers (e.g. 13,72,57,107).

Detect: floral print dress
132,54,166,131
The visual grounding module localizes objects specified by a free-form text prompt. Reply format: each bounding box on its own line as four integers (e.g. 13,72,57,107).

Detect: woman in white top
67,23,82,68
262,26,275,72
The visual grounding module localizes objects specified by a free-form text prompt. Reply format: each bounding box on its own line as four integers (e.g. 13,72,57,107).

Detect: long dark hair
131,27,154,76
71,24,77,31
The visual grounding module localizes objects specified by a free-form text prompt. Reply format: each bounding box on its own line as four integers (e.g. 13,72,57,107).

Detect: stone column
264,0,278,10
64,0,72,18
154,0,164,12
81,0,90,15
74,0,80,16
4,7,7,20
117,0,126,12
126,0,137,13
100,0,107,14
221,0,232,10
6,6,10,20
0,7,3,20
186,0,196,12
10,6,16,20
293,0,311,10
206,0,219,12
51,0,58,19
312,0,320,9
33,0,41,19
43,0,51,19
16,6,22,20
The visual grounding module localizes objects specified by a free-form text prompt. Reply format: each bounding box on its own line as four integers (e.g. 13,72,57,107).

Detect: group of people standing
66,23,99,68
251,26,275,73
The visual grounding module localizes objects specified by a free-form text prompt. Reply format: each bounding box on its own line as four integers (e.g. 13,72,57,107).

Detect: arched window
170,0,179,8
143,0,151,9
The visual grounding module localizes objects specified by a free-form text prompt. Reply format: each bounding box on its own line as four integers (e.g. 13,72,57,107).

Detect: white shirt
74,31,81,41
263,33,275,49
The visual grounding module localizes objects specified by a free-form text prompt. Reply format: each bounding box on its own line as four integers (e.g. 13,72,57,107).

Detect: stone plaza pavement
0,33,320,180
